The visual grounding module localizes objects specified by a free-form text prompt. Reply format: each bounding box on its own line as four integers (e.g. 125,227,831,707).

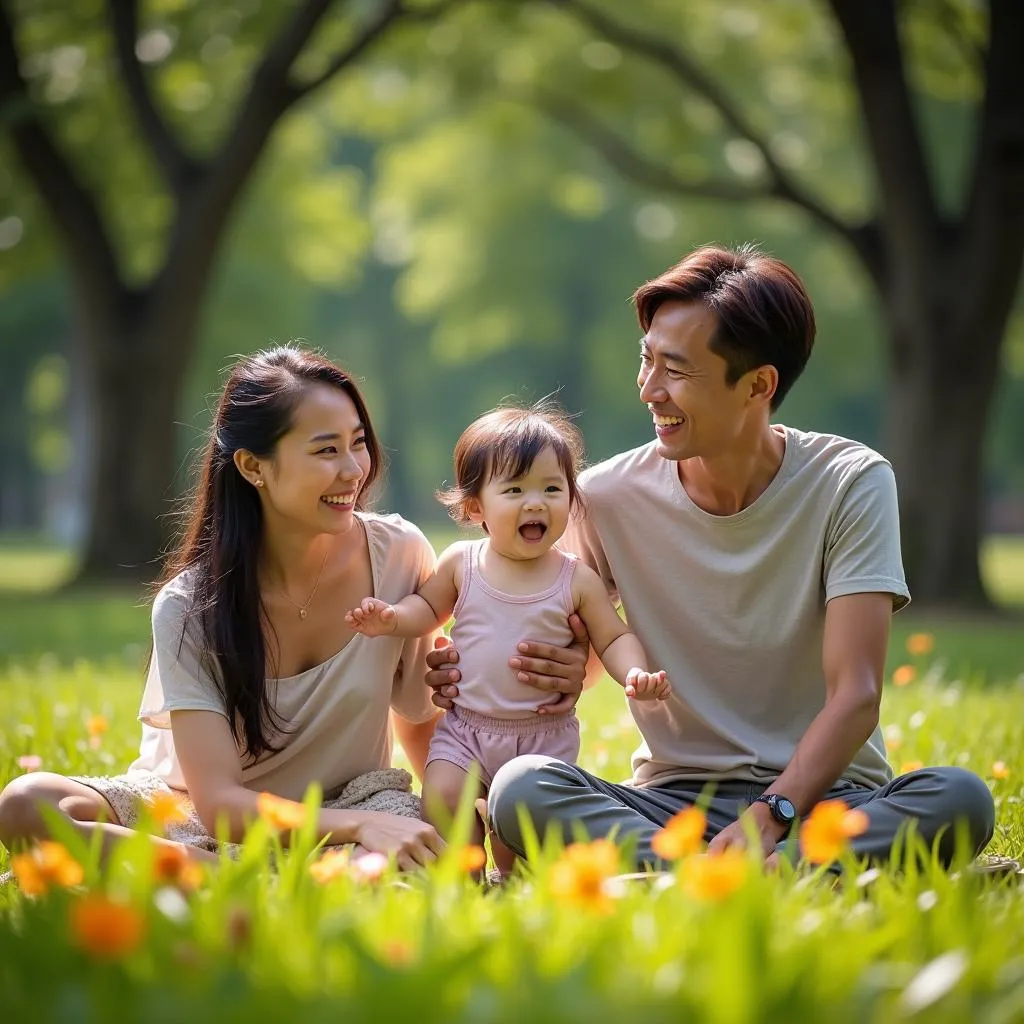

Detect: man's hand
511,613,590,714
707,803,785,865
424,636,460,711
425,615,590,714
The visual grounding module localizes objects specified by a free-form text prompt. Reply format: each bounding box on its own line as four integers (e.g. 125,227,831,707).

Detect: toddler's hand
624,668,671,701
345,597,398,637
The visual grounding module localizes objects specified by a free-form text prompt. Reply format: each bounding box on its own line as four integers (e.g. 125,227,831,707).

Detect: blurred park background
1,0,1023,640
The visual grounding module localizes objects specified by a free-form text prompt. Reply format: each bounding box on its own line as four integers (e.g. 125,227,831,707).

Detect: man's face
637,301,756,462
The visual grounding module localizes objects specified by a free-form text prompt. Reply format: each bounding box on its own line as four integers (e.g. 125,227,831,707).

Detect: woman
0,347,446,868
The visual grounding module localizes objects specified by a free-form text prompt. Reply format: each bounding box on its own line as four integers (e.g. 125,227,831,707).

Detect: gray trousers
487,755,996,868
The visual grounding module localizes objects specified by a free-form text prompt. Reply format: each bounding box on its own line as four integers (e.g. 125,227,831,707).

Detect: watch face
775,798,797,823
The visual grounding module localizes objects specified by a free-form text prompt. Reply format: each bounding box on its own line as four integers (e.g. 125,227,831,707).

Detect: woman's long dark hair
158,345,385,762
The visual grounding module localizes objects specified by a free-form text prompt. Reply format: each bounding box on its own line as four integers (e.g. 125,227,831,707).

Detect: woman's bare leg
0,772,217,865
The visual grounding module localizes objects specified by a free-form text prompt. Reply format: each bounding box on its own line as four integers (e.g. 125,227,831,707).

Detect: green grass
1,535,1023,1021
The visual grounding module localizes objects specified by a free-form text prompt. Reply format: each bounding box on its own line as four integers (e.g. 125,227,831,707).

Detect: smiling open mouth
519,522,547,541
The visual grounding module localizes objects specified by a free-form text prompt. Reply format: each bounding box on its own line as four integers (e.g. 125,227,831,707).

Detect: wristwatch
754,793,797,827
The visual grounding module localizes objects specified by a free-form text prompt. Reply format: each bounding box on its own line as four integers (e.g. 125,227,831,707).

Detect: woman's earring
255,479,264,488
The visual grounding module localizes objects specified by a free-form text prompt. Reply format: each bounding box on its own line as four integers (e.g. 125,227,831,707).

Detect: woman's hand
513,613,590,714
353,812,445,870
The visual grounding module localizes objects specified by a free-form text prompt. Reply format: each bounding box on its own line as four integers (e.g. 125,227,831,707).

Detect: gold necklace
274,546,330,620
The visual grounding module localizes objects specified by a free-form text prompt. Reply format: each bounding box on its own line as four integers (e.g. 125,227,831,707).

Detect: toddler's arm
346,544,462,638
574,563,671,701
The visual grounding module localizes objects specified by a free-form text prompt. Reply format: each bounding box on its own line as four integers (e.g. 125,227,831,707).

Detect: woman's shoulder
150,569,197,633
360,512,435,559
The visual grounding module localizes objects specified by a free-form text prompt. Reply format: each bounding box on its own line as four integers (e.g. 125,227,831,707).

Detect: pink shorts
426,706,581,788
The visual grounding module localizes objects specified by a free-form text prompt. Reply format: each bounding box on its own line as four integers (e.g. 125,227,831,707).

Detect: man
427,244,995,870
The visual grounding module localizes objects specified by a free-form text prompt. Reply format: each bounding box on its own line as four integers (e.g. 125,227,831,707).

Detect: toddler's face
474,445,572,561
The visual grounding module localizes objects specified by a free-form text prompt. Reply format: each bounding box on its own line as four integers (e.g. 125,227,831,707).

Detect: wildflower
309,848,351,884
883,725,903,752
892,665,917,687
906,633,935,657
681,848,748,902
144,792,189,829
548,839,621,914
991,761,1010,780
17,754,42,772
350,852,389,882
381,939,413,966
69,895,146,959
651,807,706,861
11,841,84,896
898,760,924,775
801,800,869,865
457,845,487,874
256,792,306,831
152,846,204,891
86,714,109,749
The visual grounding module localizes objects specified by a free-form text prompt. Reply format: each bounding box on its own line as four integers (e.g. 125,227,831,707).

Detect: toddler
345,405,670,870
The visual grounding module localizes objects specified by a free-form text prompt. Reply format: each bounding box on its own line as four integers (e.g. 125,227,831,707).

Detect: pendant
299,608,307,619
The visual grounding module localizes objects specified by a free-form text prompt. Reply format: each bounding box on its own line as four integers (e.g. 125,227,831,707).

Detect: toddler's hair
437,403,585,526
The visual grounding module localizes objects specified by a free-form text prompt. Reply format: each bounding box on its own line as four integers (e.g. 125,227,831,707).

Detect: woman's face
258,384,373,534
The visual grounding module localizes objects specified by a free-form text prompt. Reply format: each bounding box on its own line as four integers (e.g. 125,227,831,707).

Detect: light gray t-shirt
130,513,439,801
563,426,910,790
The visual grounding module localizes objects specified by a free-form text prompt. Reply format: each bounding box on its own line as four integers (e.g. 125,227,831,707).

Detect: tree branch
957,0,1024,339
0,1,123,327
150,0,461,335
931,0,986,82
540,0,854,243
106,0,196,193
537,90,772,203
286,0,468,105
827,0,939,291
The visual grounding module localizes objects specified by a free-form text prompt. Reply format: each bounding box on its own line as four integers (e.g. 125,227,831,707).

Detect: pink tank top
450,541,578,719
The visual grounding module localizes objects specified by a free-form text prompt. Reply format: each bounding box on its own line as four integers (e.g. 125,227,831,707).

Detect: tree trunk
74,311,193,585
882,311,1003,609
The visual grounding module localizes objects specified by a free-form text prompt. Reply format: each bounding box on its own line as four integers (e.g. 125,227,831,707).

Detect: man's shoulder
580,441,662,495
783,426,892,488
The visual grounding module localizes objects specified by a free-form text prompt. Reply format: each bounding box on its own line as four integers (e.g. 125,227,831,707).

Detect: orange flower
801,800,869,865
69,895,146,959
86,714,109,738
651,807,706,861
381,939,413,966
898,760,924,775
256,792,307,831
548,839,621,914
152,846,204,891
144,792,189,829
681,848,748,902
892,665,917,687
11,841,84,896
457,845,487,873
905,633,935,657
309,848,351,884
991,761,1010,780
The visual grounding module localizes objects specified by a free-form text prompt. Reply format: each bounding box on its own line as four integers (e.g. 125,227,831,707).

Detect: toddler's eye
545,485,563,493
